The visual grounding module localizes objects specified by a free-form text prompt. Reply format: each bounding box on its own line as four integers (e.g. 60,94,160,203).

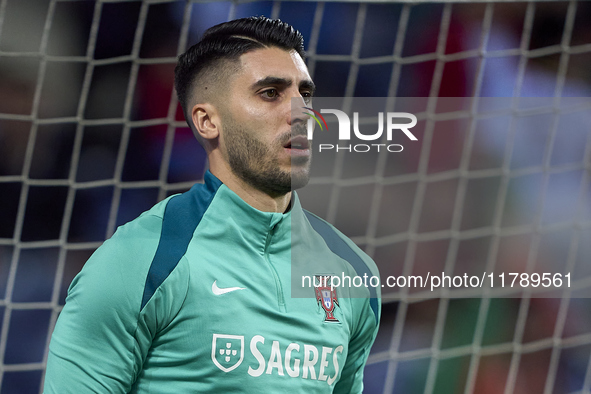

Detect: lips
285,135,310,150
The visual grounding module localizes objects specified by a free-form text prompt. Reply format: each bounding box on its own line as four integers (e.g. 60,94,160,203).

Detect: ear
191,103,219,141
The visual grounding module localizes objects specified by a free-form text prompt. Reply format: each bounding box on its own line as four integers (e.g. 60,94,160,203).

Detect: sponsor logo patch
211,334,244,372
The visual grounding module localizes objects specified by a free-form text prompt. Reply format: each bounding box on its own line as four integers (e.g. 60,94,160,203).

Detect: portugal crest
211,334,244,372
314,275,340,323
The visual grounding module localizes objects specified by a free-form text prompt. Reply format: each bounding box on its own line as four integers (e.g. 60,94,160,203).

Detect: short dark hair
174,16,305,127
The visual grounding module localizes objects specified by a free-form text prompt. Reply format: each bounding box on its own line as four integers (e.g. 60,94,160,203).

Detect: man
45,17,380,393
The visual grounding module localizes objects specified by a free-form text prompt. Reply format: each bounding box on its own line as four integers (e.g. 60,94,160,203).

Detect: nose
288,92,309,126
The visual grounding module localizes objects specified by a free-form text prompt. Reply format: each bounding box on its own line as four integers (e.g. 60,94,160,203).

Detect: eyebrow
251,76,316,94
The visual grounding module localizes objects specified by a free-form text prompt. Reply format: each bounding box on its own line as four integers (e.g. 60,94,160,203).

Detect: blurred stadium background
1,0,591,393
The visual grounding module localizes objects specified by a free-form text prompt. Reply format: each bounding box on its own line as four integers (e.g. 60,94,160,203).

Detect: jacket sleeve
332,295,381,394
44,214,163,393
332,235,382,394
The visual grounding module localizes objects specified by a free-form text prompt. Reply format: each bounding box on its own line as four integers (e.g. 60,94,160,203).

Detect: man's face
217,46,314,197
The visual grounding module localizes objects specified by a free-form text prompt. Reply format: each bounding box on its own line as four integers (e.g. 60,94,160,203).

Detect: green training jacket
45,171,381,393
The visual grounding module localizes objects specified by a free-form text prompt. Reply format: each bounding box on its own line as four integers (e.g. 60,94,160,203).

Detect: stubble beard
223,119,311,198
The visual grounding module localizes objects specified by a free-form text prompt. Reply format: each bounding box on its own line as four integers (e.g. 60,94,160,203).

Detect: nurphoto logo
303,107,418,153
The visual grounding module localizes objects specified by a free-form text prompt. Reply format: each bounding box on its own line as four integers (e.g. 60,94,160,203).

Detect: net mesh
0,1,590,393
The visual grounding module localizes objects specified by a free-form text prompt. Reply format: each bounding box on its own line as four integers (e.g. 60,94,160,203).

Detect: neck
209,159,292,213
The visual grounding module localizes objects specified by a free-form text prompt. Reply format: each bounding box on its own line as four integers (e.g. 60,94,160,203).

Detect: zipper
264,226,286,312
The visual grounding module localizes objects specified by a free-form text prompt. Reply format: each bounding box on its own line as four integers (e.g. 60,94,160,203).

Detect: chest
143,237,353,390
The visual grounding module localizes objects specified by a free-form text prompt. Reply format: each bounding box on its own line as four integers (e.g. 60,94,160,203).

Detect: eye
262,89,278,99
301,91,313,104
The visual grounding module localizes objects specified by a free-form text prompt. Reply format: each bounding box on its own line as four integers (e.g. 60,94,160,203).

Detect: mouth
284,135,311,159
284,135,310,151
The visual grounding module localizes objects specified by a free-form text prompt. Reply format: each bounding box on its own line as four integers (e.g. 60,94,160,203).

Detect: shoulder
66,196,174,310
301,209,379,278
90,176,220,285
84,195,172,273
300,209,381,325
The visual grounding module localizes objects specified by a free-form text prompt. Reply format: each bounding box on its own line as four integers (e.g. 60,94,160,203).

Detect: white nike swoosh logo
212,280,246,296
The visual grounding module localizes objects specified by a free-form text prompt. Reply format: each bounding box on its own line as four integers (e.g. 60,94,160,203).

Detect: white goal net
0,1,590,393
